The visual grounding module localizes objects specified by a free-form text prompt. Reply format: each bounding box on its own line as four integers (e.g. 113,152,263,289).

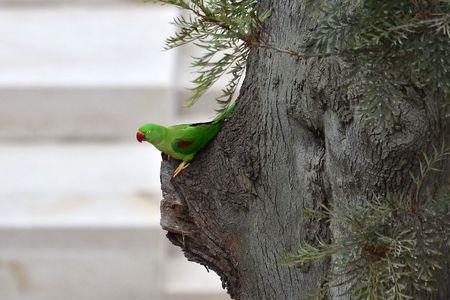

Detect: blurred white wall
0,1,229,299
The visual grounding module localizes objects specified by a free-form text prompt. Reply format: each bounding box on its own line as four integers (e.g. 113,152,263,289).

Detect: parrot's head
136,123,165,145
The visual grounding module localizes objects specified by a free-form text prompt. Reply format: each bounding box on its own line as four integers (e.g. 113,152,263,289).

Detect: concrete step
0,87,175,142
0,227,229,300
0,87,227,142
0,227,166,300
0,5,176,87
0,143,162,226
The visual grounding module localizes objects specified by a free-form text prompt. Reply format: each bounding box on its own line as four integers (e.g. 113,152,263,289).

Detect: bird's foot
173,162,190,177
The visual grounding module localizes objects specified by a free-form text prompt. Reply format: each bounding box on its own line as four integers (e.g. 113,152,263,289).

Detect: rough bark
160,1,450,299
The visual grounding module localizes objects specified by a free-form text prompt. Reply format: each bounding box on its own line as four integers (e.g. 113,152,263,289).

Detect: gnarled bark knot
160,157,241,298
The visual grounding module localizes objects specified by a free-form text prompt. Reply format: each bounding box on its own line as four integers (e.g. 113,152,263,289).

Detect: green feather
137,102,235,163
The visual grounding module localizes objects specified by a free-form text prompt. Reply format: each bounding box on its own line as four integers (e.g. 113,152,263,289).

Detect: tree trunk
160,1,450,299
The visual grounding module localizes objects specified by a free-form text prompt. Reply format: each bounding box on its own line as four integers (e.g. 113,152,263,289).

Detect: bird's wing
170,123,219,155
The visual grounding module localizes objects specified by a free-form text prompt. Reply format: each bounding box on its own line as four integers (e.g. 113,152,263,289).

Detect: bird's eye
147,130,152,134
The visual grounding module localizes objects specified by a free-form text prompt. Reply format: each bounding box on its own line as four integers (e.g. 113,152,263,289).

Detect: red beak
136,131,145,143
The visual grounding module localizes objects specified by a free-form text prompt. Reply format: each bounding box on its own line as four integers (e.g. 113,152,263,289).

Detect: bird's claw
173,162,190,177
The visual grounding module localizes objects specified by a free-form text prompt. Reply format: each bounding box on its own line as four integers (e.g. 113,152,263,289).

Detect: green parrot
136,102,235,177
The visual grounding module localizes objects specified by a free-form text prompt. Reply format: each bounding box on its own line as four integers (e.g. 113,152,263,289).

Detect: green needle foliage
283,144,450,299
149,0,449,129
148,0,270,110
305,0,450,133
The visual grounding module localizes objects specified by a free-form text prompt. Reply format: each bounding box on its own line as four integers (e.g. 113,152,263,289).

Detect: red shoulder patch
176,139,194,148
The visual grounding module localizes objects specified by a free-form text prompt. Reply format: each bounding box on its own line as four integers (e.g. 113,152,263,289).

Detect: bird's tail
212,101,236,124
